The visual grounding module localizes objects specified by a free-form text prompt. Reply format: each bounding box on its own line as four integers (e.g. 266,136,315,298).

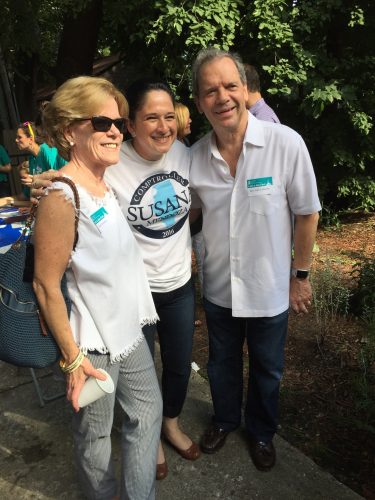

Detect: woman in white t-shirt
106,80,200,480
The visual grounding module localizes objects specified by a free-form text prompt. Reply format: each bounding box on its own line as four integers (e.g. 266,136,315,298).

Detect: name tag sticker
90,207,108,232
247,177,273,195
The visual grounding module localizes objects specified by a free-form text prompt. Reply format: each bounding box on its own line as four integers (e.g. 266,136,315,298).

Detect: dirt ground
191,213,375,499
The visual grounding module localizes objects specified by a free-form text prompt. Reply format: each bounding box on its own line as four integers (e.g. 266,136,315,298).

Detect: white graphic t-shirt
105,140,192,293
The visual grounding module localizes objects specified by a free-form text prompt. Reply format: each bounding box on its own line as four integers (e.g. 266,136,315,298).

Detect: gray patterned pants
72,338,162,500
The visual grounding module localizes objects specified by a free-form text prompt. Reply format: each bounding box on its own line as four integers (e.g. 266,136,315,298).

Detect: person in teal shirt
15,121,67,197
0,144,11,197
28,142,67,175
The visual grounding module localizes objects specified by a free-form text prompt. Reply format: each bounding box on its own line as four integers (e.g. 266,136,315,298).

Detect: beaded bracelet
59,351,85,374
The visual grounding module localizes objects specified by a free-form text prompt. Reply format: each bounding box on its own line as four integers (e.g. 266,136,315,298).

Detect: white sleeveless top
49,179,158,362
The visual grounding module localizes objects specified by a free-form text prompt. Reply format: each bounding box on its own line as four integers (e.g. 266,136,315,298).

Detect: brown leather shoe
165,439,201,460
156,461,168,480
249,440,276,471
200,424,230,454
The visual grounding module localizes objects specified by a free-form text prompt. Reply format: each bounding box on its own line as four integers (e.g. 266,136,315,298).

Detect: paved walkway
0,357,363,500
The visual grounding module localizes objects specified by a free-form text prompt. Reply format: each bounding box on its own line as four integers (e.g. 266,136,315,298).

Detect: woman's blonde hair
42,76,128,160
174,102,190,140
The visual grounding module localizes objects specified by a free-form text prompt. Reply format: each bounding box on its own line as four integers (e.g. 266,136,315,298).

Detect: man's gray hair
192,47,247,97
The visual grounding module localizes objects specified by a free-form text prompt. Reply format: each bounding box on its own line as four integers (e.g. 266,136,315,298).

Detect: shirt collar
244,111,265,147
209,110,265,159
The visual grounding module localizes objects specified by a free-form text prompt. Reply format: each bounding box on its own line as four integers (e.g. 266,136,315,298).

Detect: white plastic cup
78,368,115,408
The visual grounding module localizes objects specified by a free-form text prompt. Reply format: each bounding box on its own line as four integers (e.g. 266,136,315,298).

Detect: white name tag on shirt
90,207,108,233
246,177,273,196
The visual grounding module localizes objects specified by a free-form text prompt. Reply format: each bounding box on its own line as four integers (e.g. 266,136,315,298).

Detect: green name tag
247,177,273,189
90,207,108,225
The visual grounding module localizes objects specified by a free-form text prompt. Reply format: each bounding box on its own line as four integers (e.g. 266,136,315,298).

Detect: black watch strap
291,269,309,280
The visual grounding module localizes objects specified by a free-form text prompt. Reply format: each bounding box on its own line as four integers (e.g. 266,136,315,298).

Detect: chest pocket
247,186,282,216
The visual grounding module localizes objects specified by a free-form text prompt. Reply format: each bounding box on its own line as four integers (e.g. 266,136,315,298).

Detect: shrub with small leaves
311,262,352,343
350,257,375,317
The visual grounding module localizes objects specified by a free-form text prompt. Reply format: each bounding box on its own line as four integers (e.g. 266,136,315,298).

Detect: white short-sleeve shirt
190,112,321,317
105,140,192,293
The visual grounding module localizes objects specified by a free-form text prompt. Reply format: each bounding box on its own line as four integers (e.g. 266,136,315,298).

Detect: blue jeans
203,297,288,443
143,278,195,418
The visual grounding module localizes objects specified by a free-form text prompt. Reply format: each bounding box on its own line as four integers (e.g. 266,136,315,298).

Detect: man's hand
30,170,62,204
289,277,312,314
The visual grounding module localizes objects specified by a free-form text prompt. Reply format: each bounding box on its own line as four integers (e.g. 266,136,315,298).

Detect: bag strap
18,176,80,250
50,176,80,250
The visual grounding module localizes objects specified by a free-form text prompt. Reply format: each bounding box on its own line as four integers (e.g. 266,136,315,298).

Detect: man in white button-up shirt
189,48,321,471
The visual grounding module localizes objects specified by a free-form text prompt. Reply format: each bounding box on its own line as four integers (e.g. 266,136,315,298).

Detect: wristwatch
291,268,309,280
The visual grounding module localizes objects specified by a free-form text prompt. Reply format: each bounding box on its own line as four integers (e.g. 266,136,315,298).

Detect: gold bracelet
59,351,85,373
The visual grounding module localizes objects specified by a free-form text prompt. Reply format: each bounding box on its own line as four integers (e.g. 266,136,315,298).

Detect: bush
349,258,375,422
311,262,352,343
319,203,341,230
350,257,375,317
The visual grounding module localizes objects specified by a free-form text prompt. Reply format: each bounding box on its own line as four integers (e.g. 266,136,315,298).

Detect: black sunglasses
75,116,127,134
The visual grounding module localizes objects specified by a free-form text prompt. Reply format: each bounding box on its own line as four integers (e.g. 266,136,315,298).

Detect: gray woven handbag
0,177,79,368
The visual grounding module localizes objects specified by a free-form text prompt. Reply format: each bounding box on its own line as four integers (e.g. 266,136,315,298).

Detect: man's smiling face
195,56,248,134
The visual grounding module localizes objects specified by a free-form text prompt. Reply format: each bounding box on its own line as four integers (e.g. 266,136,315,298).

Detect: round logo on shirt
126,171,190,239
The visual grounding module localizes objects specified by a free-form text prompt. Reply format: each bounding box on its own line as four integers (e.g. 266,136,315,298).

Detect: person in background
105,79,200,481
190,48,320,471
175,102,192,146
34,76,162,500
0,144,11,197
15,121,67,196
243,64,280,123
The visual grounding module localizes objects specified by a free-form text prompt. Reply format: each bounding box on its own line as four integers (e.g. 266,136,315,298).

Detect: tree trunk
13,52,39,122
56,0,103,86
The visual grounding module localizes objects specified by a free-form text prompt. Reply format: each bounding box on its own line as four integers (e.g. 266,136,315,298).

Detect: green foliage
319,203,341,229
305,83,342,119
0,0,374,213
241,0,375,212
350,257,375,316
338,176,375,212
147,0,242,50
352,311,375,423
350,258,375,418
142,0,243,86
311,262,352,341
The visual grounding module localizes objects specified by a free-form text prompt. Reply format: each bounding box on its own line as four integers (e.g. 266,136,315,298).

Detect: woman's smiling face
69,97,124,168
128,90,177,161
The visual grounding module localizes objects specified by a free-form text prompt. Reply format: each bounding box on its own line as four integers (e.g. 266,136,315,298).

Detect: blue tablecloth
0,207,25,253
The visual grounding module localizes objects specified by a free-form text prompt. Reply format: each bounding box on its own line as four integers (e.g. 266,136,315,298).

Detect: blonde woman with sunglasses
33,76,162,500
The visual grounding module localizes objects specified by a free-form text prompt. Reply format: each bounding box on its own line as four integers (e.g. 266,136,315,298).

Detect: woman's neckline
59,174,112,202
